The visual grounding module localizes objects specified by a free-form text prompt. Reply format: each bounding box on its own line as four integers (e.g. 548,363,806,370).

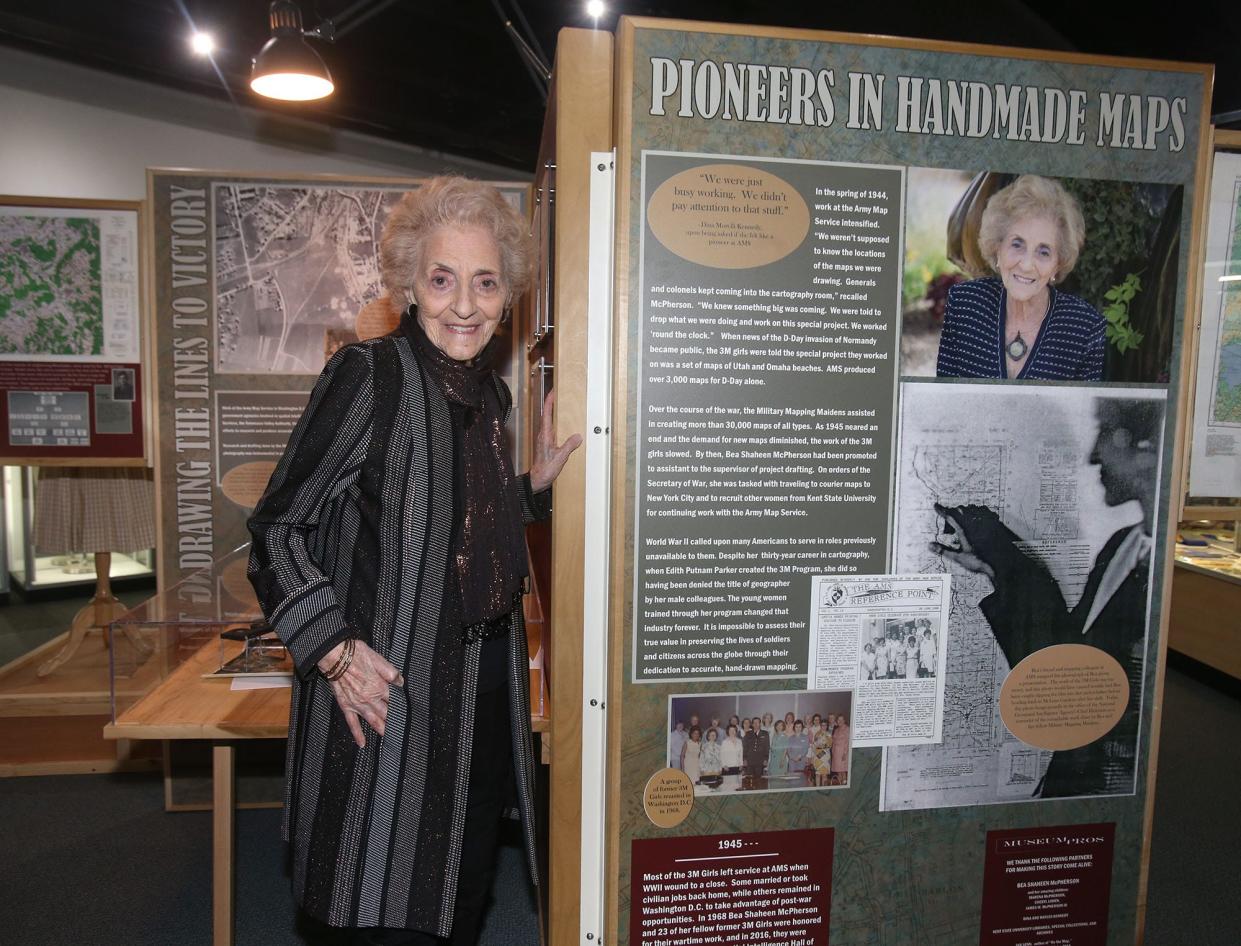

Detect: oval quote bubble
647,163,810,269
643,768,694,828
221,461,278,510
1000,643,1129,751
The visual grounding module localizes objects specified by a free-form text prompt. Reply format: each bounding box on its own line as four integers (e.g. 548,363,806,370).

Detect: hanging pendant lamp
250,1,334,102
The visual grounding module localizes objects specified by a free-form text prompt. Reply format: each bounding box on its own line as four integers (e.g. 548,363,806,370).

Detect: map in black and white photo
880,383,1148,810
213,183,408,374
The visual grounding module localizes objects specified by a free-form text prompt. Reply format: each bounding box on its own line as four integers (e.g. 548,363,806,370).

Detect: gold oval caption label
647,163,810,269
220,461,278,510
643,768,694,828
1000,643,1129,751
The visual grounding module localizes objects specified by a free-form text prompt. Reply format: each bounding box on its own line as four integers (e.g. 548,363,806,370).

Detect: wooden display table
106,639,285,946
1170,534,1241,680
102,547,269,946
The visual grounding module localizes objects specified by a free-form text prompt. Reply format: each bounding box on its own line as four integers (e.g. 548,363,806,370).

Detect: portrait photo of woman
936,174,1104,381
899,167,1183,383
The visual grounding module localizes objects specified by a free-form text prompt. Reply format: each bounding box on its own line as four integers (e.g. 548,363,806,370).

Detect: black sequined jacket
247,318,549,934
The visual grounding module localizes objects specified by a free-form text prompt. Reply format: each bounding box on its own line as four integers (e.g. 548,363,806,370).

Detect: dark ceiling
0,0,1236,171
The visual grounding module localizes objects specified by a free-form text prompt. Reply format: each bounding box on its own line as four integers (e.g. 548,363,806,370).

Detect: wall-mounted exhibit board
0,196,148,464
146,170,528,590
1186,129,1241,499
603,17,1212,946
519,28,616,946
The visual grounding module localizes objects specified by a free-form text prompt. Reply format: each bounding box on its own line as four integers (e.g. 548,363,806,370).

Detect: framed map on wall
0,196,147,463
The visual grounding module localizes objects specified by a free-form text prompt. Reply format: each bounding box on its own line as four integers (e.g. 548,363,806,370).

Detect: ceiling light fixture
189,31,215,57
250,1,334,101
249,0,399,102
586,1,605,19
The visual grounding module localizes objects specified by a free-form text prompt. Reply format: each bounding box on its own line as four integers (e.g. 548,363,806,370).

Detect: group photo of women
898,167,1182,385
666,691,852,795
858,616,940,681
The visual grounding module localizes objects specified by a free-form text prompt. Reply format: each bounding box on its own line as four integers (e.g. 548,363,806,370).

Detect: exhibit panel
146,170,529,591
604,17,1211,946
0,195,149,465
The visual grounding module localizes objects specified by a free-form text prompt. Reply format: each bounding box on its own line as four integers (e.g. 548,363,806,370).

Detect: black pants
353,683,514,946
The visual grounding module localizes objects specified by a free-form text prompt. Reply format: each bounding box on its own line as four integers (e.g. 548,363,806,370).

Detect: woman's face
996,215,1059,304
412,224,506,362
706,728,718,742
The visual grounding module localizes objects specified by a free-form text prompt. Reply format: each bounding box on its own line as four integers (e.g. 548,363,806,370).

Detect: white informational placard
807,573,950,747
1189,150,1241,497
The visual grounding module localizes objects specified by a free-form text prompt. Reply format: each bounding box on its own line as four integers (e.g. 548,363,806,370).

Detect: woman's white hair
977,174,1086,280
380,176,534,305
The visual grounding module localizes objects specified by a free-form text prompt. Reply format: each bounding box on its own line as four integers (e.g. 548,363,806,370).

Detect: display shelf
1170,527,1241,678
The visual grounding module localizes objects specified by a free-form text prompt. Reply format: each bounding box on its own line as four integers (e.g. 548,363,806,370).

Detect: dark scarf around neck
402,305,526,629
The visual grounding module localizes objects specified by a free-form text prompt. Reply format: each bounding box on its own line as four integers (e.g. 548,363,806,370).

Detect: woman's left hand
529,389,583,493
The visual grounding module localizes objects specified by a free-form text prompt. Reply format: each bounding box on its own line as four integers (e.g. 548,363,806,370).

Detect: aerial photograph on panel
213,183,405,374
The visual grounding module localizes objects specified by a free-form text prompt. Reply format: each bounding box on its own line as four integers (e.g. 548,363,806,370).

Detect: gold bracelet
323,638,356,681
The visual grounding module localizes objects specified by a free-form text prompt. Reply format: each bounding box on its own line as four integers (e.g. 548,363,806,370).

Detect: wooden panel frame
0,194,150,466
533,27,616,946
604,16,1215,946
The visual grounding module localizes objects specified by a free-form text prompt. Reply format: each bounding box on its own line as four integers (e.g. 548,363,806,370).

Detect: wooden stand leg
36,551,145,676
213,742,236,946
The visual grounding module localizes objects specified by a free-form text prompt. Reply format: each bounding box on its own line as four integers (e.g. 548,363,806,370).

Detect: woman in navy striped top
936,175,1106,381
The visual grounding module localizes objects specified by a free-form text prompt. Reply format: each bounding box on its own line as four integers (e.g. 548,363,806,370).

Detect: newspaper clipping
808,574,950,747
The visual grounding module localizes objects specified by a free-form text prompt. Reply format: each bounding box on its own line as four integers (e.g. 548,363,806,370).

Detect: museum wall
0,46,519,201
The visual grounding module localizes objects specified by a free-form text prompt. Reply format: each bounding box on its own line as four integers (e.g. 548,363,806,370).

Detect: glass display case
4,465,154,591
107,543,264,724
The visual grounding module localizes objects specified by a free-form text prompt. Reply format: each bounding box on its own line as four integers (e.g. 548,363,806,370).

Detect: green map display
0,215,103,356
1212,183,1241,424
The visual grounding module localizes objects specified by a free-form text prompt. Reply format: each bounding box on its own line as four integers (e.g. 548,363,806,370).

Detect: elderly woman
247,177,579,945
936,175,1105,381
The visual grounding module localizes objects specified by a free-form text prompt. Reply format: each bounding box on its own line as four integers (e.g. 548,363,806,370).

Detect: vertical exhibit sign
609,17,1209,946
148,171,528,604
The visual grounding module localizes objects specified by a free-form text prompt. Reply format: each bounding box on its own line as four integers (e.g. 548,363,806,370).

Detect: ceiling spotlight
586,0,606,18
250,1,334,102
189,31,215,56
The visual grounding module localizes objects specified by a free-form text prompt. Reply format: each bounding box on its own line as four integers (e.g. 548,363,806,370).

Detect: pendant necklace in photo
1005,292,1050,362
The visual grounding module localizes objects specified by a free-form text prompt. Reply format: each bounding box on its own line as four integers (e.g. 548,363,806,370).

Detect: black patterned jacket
247,316,548,934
